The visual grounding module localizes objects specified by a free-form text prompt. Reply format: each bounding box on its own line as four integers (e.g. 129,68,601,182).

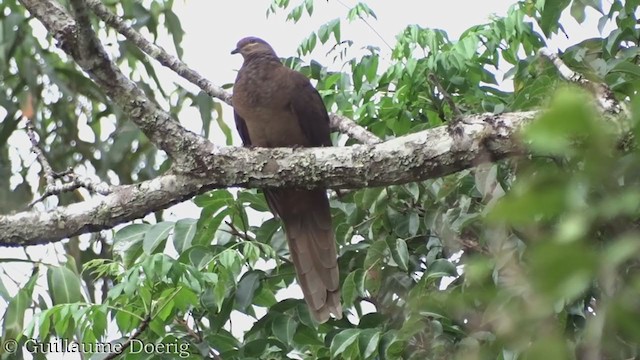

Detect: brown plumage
231,37,342,323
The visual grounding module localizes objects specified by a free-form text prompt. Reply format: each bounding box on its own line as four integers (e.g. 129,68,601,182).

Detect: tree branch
84,0,381,145
85,0,232,105
103,315,151,360
539,47,629,117
19,0,209,169
25,117,55,188
329,113,382,144
28,173,113,208
0,111,534,246
25,115,113,207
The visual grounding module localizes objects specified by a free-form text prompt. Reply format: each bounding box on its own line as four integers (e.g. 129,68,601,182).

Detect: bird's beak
231,48,240,55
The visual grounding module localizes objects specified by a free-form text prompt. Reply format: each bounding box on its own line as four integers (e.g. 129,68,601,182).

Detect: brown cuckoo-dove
231,37,342,323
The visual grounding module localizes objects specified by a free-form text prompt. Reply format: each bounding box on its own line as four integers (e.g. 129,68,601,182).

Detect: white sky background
2,1,612,359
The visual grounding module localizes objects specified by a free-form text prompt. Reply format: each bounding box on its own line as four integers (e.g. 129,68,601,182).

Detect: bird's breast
239,106,309,148
233,64,310,147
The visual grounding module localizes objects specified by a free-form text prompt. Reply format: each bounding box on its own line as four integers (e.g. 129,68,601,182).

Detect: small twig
329,113,382,144
224,220,293,265
51,168,74,179
103,315,151,360
175,317,222,359
175,317,202,343
224,220,255,243
538,48,629,117
28,173,113,207
538,48,577,81
25,117,111,207
25,118,55,188
428,73,463,120
233,204,251,242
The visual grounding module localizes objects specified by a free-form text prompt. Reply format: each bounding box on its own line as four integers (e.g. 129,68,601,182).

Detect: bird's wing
289,73,332,147
234,110,252,146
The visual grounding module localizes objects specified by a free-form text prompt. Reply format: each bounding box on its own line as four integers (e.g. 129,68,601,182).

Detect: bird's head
231,37,278,59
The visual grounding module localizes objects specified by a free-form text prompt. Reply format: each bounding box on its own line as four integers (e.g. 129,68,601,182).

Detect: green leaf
123,268,140,296
271,314,297,344
305,0,313,16
213,101,232,145
330,328,360,358
570,1,587,23
122,239,144,269
358,313,385,329
256,218,280,244
243,339,268,357
194,189,234,209
53,304,74,336
237,190,270,212
364,240,388,269
141,253,173,283
208,329,239,353
113,224,150,251
0,277,11,300
522,87,600,155
539,0,571,37
358,329,381,359
358,187,384,211
364,240,388,294
579,0,603,13
605,237,640,266
384,335,405,358
3,270,38,342
347,2,378,21
235,271,263,311
298,32,318,56
390,238,409,271
92,306,108,338
243,242,261,266
173,218,197,254
319,18,340,44
609,61,640,79
37,308,53,340
219,249,241,275
318,20,331,43
193,208,231,247
211,274,229,312
253,285,278,307
143,221,174,254
287,4,304,22
293,324,323,346
522,337,572,359
427,259,458,277
529,242,597,300
163,9,184,58
47,266,84,304
193,91,214,139
342,270,359,307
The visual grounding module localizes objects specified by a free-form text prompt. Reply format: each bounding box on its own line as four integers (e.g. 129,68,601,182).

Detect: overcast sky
4,1,611,358
168,0,607,143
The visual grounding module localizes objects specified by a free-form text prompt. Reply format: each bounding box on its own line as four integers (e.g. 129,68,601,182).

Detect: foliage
2,0,640,359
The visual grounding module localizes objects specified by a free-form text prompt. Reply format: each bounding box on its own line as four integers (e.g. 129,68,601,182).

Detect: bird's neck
242,53,282,66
